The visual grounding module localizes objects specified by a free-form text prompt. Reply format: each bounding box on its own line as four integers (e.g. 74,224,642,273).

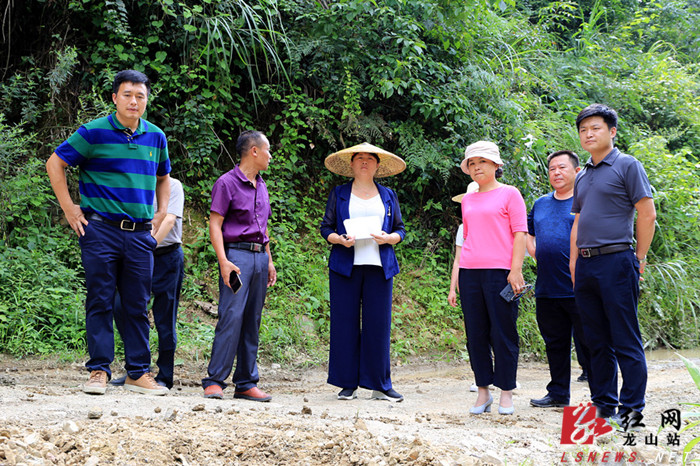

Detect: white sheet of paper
343,216,382,240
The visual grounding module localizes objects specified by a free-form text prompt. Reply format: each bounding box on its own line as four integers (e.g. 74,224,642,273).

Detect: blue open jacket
320,182,405,280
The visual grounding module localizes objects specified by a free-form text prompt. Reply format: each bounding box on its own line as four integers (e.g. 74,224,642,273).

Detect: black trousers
459,268,519,391
536,297,591,402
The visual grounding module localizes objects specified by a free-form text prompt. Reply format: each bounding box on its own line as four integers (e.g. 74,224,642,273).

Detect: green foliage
676,354,700,465
1,0,698,362
0,246,85,355
631,137,700,349
631,137,700,257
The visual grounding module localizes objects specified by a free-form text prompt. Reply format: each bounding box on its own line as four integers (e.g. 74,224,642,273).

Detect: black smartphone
499,283,533,302
229,271,242,294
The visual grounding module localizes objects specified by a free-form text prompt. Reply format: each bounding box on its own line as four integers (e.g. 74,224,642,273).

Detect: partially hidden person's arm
46,153,88,236
448,245,462,307
266,231,277,287
154,213,176,245
634,197,656,274
507,231,527,292
526,234,536,259
152,174,171,235
569,213,580,287
210,211,239,289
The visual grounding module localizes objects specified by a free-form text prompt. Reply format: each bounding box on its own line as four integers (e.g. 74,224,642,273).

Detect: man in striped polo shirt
46,70,171,396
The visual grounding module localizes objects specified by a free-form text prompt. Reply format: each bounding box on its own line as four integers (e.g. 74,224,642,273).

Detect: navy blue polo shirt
528,193,576,298
572,148,653,249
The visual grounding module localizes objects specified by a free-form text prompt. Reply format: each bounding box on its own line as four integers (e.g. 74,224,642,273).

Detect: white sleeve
455,224,464,247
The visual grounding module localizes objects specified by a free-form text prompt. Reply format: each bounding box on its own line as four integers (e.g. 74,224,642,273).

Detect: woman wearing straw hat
448,181,479,309
457,141,528,415
320,142,406,402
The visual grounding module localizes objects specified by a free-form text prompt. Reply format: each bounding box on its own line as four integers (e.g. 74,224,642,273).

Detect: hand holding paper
343,216,382,240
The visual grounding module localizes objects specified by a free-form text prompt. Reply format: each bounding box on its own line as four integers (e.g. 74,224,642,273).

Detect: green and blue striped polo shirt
55,113,171,222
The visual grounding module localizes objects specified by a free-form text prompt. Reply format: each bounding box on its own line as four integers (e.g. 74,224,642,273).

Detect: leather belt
579,243,631,258
225,242,265,253
88,213,152,231
154,243,181,256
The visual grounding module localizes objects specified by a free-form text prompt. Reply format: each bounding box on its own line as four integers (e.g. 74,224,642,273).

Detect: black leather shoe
609,408,644,431
576,372,588,382
529,395,568,408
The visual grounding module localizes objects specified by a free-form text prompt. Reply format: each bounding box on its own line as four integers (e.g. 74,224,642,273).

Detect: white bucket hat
324,142,406,178
460,141,503,175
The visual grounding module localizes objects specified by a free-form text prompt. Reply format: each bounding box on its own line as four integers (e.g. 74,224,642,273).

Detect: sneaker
371,388,404,402
109,375,127,386
338,388,358,400
609,408,645,432
125,372,169,396
112,374,166,387
83,370,108,395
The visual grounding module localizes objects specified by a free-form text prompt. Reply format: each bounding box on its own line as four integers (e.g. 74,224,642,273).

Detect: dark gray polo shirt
572,148,653,248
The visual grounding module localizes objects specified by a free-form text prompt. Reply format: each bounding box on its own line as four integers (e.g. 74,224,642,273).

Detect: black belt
225,241,265,253
579,243,631,258
88,214,152,231
154,243,181,256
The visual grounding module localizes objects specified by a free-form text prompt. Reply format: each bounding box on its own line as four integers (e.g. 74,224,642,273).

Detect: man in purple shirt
202,130,277,401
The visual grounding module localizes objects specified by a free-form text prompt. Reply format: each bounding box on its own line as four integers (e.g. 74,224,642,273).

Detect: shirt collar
108,113,147,134
233,164,263,186
585,147,619,168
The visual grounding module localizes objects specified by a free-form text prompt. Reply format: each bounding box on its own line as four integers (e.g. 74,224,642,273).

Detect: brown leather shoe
234,386,271,402
203,384,224,399
83,370,107,395
125,372,169,396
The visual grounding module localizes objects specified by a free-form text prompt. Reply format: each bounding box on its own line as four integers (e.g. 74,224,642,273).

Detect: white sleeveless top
349,194,384,266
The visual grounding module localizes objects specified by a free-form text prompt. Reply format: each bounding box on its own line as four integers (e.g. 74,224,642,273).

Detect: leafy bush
0,245,85,355
0,0,698,362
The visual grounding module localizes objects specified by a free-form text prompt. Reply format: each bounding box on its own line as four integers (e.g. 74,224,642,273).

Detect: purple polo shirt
211,165,271,244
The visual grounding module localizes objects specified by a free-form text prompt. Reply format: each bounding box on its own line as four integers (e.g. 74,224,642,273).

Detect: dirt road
0,356,697,465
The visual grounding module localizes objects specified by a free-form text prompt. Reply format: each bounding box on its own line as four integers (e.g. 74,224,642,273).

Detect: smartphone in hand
499,283,533,302
229,271,243,294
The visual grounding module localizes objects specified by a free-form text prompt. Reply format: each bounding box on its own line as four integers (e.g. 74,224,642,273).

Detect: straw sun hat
451,181,480,203
324,142,406,178
460,141,503,175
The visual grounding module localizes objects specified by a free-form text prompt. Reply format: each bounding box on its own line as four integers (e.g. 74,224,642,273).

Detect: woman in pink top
456,141,527,415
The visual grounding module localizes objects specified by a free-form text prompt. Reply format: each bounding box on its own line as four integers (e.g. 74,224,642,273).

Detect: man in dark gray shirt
569,104,656,430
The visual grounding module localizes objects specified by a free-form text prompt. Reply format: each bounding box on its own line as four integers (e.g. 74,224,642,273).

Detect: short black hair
236,130,265,157
495,167,503,179
113,70,151,95
575,103,618,130
351,153,380,163
547,150,579,168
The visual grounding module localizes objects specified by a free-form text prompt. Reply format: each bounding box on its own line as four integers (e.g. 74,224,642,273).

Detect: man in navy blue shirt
570,104,656,430
527,150,591,408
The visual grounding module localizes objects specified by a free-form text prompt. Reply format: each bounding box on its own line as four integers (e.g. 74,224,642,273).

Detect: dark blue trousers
202,248,269,391
459,268,519,390
114,246,184,388
328,266,393,392
575,249,646,415
79,220,156,379
573,328,590,377
536,297,591,403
